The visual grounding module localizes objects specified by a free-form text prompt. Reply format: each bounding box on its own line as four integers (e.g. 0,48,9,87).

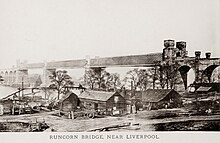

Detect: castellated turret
176,41,188,58
163,39,188,62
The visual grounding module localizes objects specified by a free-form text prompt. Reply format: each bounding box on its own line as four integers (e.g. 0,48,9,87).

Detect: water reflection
0,85,17,99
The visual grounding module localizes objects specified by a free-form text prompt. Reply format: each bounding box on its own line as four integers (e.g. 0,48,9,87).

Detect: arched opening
9,71,13,84
13,71,16,83
187,69,195,86
178,65,196,90
0,71,4,77
0,71,4,83
211,66,220,82
202,65,219,83
4,71,8,84
178,65,191,89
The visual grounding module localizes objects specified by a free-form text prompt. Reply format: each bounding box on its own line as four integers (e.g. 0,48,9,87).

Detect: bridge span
21,52,163,69
0,52,163,87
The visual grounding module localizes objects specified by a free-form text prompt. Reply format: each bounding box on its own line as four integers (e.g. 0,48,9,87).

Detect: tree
84,68,106,89
41,87,55,100
49,70,74,100
123,64,183,91
159,62,183,89
123,68,150,91
84,69,97,89
96,70,109,89
147,66,165,89
85,68,121,91
104,73,121,91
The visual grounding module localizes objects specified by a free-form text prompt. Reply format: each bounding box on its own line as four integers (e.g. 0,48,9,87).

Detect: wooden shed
141,89,182,110
120,90,143,113
58,92,80,112
78,90,126,115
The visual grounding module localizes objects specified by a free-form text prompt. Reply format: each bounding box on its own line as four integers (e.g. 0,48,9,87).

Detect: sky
0,0,220,69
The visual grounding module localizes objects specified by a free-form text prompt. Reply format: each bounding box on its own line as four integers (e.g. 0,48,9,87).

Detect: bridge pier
13,69,29,87
41,68,56,87
8,71,13,86
4,71,9,85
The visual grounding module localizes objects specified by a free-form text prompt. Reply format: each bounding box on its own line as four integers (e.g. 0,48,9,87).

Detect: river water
0,85,18,99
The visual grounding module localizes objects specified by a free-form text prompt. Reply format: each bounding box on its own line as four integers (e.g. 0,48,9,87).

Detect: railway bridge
0,40,219,90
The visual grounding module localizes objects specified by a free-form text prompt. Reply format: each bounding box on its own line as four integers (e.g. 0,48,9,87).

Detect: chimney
176,41,186,50
205,52,211,59
195,51,201,59
131,81,135,97
164,40,175,48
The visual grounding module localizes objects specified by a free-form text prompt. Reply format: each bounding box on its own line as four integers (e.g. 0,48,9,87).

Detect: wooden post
18,88,20,100
153,66,156,89
12,105,15,115
18,105,22,115
71,111,74,119
68,111,71,119
21,77,24,98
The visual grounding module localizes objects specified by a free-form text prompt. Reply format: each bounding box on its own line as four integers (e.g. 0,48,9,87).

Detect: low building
141,89,182,110
78,90,126,115
58,92,80,113
0,99,14,115
121,89,142,113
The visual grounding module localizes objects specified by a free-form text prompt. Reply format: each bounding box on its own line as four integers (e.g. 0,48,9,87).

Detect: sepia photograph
0,0,220,142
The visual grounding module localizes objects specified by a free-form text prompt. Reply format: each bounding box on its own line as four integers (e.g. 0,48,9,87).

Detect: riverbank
1,109,220,132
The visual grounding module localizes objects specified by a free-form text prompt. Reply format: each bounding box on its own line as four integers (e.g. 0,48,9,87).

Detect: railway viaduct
0,40,219,89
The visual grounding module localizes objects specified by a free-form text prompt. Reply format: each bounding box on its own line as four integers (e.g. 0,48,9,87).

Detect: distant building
78,90,126,115
141,89,182,110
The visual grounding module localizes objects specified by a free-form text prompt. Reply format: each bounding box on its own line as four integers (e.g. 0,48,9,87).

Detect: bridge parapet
24,63,45,69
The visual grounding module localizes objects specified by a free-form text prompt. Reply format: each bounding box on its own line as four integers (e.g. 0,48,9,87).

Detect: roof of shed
78,90,116,102
196,86,212,92
141,89,177,102
59,92,78,102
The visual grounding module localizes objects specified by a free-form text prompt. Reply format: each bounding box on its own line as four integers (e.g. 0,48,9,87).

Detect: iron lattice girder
16,53,163,69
